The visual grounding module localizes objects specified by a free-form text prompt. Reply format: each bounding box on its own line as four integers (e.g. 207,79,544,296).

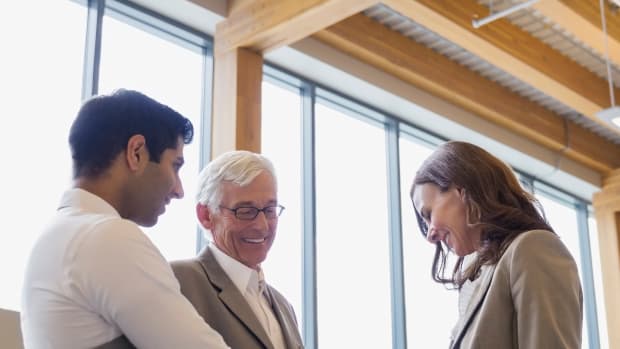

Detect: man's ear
196,203,214,230
126,134,147,172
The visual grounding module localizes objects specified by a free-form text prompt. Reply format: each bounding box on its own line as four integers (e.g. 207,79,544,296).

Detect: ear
196,203,214,230
125,134,148,172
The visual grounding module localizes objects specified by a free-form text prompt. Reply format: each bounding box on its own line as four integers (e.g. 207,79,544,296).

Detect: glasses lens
261,206,273,218
236,207,259,220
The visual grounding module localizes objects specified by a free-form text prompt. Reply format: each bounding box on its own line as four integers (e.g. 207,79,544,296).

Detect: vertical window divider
81,0,104,100
386,120,407,349
301,81,318,349
196,45,214,254
576,201,600,349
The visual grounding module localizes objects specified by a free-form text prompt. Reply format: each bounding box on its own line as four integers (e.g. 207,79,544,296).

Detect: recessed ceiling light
596,106,620,129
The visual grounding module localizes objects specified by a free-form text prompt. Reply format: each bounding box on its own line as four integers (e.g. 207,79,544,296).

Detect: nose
426,224,441,244
172,178,184,199
252,210,271,230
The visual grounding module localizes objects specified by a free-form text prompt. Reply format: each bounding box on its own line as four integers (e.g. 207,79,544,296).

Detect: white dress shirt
20,188,230,349
210,244,287,349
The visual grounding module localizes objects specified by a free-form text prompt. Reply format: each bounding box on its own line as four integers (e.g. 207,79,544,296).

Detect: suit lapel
264,287,301,349
198,248,275,349
450,264,496,349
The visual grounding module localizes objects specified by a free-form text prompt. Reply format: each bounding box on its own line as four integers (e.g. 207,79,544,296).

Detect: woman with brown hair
410,141,582,348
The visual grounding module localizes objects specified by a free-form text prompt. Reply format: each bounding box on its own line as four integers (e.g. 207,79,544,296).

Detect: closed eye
173,161,183,172
420,208,431,222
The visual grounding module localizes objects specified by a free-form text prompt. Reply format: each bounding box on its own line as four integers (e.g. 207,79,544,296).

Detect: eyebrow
233,199,278,207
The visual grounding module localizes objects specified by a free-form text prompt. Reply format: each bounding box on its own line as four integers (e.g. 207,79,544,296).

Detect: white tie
252,268,286,349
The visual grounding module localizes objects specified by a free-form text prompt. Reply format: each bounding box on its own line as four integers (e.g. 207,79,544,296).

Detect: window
399,134,458,347
261,65,607,348
98,6,207,261
261,80,304,322
0,0,87,311
0,0,212,312
313,99,392,348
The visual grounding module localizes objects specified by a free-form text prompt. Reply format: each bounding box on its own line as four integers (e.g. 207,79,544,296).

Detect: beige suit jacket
171,248,304,349
450,229,583,349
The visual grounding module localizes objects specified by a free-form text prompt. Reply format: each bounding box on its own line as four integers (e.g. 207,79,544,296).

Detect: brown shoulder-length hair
410,141,552,289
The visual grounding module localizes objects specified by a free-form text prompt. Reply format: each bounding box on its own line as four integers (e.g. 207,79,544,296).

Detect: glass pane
315,103,392,348
399,137,459,347
588,214,609,349
0,1,86,311
260,81,303,323
535,193,588,348
98,14,204,261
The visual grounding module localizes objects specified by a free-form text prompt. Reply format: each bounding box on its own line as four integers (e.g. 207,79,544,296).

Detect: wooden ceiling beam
313,13,620,174
382,0,620,136
214,0,379,55
532,0,620,68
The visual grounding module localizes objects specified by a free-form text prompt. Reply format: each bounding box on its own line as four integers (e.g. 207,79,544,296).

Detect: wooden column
206,0,380,158
211,47,263,157
592,169,620,348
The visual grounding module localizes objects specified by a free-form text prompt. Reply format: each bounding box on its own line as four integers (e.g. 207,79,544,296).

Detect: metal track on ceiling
363,3,620,144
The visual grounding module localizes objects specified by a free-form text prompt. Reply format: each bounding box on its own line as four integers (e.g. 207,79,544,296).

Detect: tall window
0,1,87,311
313,100,392,348
98,8,206,261
0,0,212,312
261,80,304,322
535,191,589,347
399,134,458,346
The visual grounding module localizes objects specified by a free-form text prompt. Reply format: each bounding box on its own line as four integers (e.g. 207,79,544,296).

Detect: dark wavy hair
410,141,552,288
69,89,193,179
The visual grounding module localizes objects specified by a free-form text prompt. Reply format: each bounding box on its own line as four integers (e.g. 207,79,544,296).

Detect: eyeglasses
219,205,285,220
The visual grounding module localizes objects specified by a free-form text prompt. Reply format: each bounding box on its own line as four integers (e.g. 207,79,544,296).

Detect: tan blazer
451,229,583,348
171,248,304,349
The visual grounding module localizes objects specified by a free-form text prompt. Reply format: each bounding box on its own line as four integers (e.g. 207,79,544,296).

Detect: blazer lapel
198,248,275,349
450,264,496,349
264,287,302,349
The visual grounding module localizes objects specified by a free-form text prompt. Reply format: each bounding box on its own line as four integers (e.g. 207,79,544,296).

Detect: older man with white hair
171,150,303,349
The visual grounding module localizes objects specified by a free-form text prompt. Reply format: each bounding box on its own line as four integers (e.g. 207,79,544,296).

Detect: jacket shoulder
170,257,204,280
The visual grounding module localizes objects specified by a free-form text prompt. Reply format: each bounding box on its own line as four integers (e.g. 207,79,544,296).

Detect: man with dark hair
20,90,230,349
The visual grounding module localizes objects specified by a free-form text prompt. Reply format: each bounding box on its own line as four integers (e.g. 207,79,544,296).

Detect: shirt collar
209,243,263,296
59,188,120,217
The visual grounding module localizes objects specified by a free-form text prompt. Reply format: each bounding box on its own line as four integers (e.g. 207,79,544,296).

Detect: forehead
221,171,277,203
412,183,442,209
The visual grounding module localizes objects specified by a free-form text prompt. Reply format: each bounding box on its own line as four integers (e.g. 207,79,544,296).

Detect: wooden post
211,47,263,157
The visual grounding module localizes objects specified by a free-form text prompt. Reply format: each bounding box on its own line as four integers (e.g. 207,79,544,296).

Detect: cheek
213,220,233,243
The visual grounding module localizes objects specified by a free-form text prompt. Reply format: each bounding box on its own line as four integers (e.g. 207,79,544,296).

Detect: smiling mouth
243,237,267,244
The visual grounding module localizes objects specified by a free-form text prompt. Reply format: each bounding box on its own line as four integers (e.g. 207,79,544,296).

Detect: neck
74,175,124,215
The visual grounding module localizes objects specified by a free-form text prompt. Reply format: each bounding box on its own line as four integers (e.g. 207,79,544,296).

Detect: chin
137,216,158,227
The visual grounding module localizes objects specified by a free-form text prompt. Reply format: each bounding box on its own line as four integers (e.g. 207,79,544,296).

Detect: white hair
196,150,277,212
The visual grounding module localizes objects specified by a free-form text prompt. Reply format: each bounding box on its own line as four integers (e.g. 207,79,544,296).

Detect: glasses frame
219,204,285,220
